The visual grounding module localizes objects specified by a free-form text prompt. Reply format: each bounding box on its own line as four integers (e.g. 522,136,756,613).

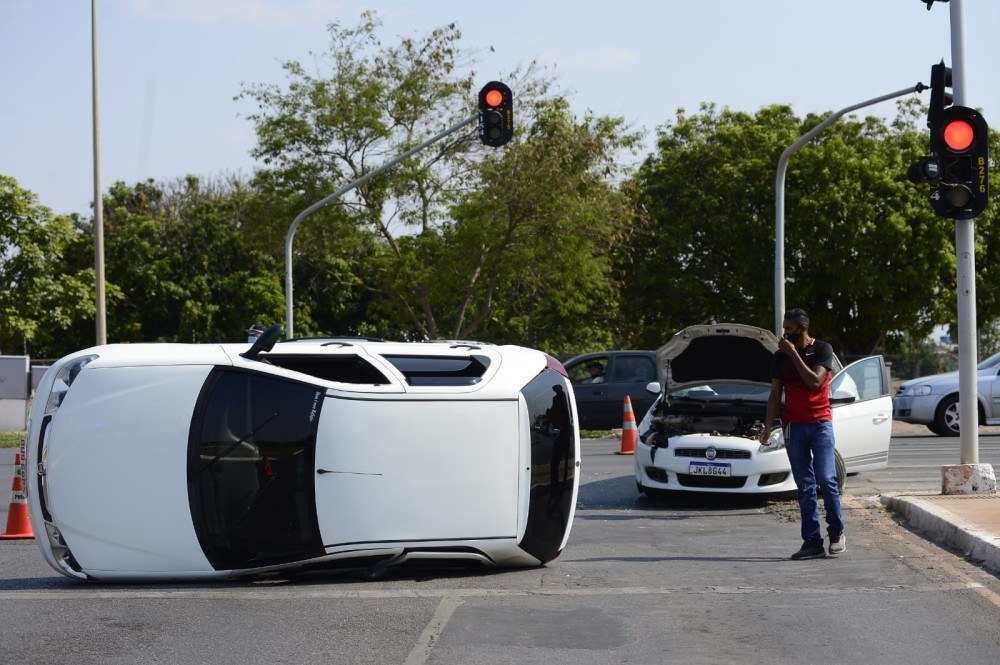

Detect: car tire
814,451,846,499
933,394,962,437
835,450,846,493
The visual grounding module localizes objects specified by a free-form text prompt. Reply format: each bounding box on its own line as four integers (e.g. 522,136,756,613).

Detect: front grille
674,447,751,460
758,472,790,487
676,474,747,489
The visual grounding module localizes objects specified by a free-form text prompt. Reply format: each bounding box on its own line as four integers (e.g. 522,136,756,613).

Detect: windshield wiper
199,411,279,473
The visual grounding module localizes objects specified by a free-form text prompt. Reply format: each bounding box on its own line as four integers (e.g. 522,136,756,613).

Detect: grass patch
0,431,25,449
580,429,618,439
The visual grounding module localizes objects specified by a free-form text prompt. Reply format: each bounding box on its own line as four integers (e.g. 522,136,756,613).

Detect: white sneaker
828,534,846,556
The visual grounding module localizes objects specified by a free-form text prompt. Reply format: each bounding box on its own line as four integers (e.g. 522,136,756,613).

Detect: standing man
761,309,845,559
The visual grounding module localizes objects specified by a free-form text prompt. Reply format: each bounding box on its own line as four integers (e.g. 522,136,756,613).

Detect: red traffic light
943,119,975,152
484,89,504,108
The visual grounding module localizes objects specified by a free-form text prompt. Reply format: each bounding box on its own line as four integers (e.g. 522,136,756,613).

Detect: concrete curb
880,494,1000,575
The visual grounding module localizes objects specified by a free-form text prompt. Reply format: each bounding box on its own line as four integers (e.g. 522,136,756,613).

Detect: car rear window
263,354,390,385
381,355,491,386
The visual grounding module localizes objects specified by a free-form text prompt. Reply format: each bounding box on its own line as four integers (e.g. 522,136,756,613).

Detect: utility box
0,355,30,431
0,356,29,399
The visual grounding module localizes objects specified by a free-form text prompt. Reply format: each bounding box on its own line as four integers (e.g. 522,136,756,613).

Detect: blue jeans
785,421,844,544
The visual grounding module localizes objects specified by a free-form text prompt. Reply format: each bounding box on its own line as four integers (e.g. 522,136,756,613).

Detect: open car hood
656,323,779,392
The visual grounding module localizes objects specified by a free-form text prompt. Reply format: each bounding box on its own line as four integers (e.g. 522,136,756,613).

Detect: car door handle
872,414,889,424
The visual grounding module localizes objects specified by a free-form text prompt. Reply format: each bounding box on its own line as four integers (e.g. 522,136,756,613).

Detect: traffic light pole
948,0,980,466
283,115,476,339
774,84,926,336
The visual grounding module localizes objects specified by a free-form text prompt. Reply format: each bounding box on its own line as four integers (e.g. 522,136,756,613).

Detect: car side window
567,356,608,384
830,357,883,403
610,356,656,384
262,354,390,384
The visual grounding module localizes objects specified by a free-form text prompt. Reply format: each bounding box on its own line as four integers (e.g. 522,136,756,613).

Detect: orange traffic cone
616,395,637,455
1,451,34,540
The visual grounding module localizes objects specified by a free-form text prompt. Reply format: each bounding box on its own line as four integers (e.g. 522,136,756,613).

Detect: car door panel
830,356,892,472
565,356,611,429
314,397,520,546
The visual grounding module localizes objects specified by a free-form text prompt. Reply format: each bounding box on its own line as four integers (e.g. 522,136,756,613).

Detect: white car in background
635,324,892,495
26,329,580,581
893,351,1000,436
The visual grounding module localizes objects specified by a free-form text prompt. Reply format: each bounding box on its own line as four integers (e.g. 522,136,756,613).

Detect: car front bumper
634,436,798,494
892,395,940,425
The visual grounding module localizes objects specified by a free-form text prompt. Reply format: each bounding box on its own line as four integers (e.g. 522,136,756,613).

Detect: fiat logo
705,446,717,460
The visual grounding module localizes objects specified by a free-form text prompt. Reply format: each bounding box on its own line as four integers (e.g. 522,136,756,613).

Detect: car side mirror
830,389,856,404
645,381,661,395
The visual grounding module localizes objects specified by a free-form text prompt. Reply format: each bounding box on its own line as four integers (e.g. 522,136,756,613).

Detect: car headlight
758,427,785,453
44,355,98,416
912,385,933,396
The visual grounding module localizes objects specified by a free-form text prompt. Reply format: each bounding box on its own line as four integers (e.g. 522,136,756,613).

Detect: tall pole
774,85,925,335
950,0,979,464
284,115,476,338
91,0,107,345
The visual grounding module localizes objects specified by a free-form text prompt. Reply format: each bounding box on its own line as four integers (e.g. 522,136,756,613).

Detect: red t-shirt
771,340,834,423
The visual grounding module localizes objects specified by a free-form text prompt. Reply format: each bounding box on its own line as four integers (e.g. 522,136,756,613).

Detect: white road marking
0,582,984,601
403,595,463,665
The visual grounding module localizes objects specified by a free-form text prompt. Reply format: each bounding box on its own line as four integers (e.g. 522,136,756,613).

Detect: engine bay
643,399,768,447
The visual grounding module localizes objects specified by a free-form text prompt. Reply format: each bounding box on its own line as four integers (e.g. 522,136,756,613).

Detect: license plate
688,462,732,477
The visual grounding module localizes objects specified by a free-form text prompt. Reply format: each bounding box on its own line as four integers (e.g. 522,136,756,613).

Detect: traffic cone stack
1,450,34,540
616,395,637,455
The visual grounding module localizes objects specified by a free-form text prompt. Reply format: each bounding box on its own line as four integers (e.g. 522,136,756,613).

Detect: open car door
830,356,892,472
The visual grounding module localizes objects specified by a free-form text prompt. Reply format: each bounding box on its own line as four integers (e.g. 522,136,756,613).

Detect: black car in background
563,351,658,429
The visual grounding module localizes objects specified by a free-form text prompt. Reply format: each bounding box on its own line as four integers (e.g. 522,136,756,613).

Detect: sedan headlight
902,384,933,396
43,355,98,416
758,427,785,453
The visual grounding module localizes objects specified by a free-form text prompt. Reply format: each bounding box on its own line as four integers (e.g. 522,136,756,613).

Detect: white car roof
72,339,549,399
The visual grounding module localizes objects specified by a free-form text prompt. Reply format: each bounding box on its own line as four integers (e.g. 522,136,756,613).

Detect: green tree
0,175,94,356
625,101,956,354
371,99,638,355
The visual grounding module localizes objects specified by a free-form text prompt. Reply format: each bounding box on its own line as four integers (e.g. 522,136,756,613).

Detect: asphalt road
849,432,1000,496
1,439,1000,664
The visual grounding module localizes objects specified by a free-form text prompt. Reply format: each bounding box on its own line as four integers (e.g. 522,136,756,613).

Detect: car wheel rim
944,402,960,432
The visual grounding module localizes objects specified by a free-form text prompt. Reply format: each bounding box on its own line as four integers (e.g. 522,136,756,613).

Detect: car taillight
545,354,568,378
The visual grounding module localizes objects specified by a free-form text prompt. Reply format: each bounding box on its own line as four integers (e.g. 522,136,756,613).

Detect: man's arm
760,379,783,445
778,339,828,390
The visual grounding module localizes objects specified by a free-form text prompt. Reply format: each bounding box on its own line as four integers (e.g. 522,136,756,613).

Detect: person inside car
584,361,606,384
762,308,845,560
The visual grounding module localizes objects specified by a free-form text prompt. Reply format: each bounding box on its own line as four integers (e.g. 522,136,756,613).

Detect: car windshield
978,352,1000,370
669,381,771,402
187,368,326,570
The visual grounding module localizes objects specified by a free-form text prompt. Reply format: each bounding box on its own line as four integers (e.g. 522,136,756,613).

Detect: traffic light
929,106,989,218
907,61,990,219
478,81,513,147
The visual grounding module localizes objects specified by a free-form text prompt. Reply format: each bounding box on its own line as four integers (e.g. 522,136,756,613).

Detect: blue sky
2,0,998,215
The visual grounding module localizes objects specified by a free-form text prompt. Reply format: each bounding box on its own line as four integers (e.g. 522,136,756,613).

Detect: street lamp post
283,115,476,339
774,85,925,336
947,0,981,467
91,0,107,345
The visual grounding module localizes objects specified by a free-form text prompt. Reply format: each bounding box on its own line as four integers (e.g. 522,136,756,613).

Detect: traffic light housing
907,60,990,220
478,81,513,147
929,106,989,219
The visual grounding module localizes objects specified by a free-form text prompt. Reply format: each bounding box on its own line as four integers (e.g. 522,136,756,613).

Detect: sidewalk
881,493,1000,575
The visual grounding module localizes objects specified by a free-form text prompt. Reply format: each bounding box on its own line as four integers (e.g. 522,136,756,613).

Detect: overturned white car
635,324,892,495
26,330,580,581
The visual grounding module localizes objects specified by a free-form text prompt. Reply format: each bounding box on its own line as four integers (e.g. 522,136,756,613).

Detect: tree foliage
624,100,971,354
0,175,93,355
